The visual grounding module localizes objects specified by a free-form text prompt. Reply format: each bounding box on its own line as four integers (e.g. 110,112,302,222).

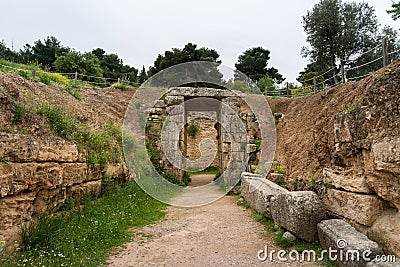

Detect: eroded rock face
367,138,400,209
322,189,387,227
0,133,128,241
368,209,400,257
271,191,327,242
323,168,372,194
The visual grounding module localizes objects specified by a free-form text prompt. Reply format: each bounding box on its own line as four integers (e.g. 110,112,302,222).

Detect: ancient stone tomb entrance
146,87,261,186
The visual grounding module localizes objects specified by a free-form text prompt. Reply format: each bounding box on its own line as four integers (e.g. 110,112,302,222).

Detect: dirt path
188,174,216,187
107,196,321,267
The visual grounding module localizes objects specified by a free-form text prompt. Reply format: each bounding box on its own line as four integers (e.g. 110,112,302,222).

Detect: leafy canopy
387,2,400,20
235,47,284,83
302,0,379,67
148,43,221,77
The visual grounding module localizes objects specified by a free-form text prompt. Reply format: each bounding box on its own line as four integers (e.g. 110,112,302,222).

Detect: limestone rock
168,87,238,98
67,180,102,202
366,260,400,267
368,209,400,257
271,191,327,242
165,95,184,106
241,172,288,217
367,138,400,209
282,231,297,242
322,189,387,226
372,138,400,173
323,168,372,194
318,219,383,267
153,99,166,108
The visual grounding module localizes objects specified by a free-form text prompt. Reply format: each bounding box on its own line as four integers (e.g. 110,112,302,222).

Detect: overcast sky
1,0,399,81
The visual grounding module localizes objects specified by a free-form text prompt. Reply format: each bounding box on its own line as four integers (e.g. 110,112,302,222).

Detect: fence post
383,38,389,67
333,68,338,85
286,82,290,98
74,71,78,87
33,69,36,81
313,76,317,94
340,59,345,84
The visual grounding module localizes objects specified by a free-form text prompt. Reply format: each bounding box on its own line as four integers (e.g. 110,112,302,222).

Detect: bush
37,106,122,170
12,103,26,124
187,122,199,137
274,164,286,175
111,82,127,90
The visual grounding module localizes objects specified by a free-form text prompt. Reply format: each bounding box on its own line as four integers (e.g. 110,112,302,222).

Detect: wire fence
265,37,400,98
0,62,140,89
1,37,400,95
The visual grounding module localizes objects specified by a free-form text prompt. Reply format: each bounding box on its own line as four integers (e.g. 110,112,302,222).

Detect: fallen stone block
241,172,288,217
322,189,386,226
271,191,327,242
366,259,399,267
318,219,383,267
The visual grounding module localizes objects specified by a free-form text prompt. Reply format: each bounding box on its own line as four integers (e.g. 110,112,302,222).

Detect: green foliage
0,58,87,98
37,106,122,170
54,51,104,83
274,164,286,175
298,71,324,89
387,2,400,20
302,0,380,73
226,80,252,92
111,82,126,90
19,36,70,69
235,47,284,83
0,40,18,61
293,179,299,190
187,122,199,137
148,43,221,76
12,102,26,124
257,76,278,93
10,181,166,266
254,140,261,150
91,48,138,84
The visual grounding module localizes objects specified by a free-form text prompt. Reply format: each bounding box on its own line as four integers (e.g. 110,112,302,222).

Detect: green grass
0,58,89,99
12,102,26,124
252,212,338,267
1,180,167,267
187,166,220,177
36,105,122,170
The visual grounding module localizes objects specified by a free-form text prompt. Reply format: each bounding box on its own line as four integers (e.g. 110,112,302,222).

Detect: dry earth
107,195,321,267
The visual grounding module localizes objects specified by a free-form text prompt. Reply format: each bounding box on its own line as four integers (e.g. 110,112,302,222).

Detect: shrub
37,106,122,170
187,122,199,137
112,82,127,90
12,103,26,124
274,164,286,175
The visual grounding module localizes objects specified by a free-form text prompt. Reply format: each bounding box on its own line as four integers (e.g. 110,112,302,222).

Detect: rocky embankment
267,60,400,255
0,73,134,241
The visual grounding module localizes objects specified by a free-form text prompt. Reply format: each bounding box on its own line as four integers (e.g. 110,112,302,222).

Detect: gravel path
107,195,321,267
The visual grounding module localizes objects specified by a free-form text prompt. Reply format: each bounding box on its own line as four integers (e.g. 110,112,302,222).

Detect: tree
148,43,221,76
54,51,103,82
235,47,285,83
138,66,148,84
0,41,18,61
91,48,138,83
147,43,224,88
345,26,400,79
387,2,400,20
19,36,69,68
302,0,379,82
257,77,277,93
